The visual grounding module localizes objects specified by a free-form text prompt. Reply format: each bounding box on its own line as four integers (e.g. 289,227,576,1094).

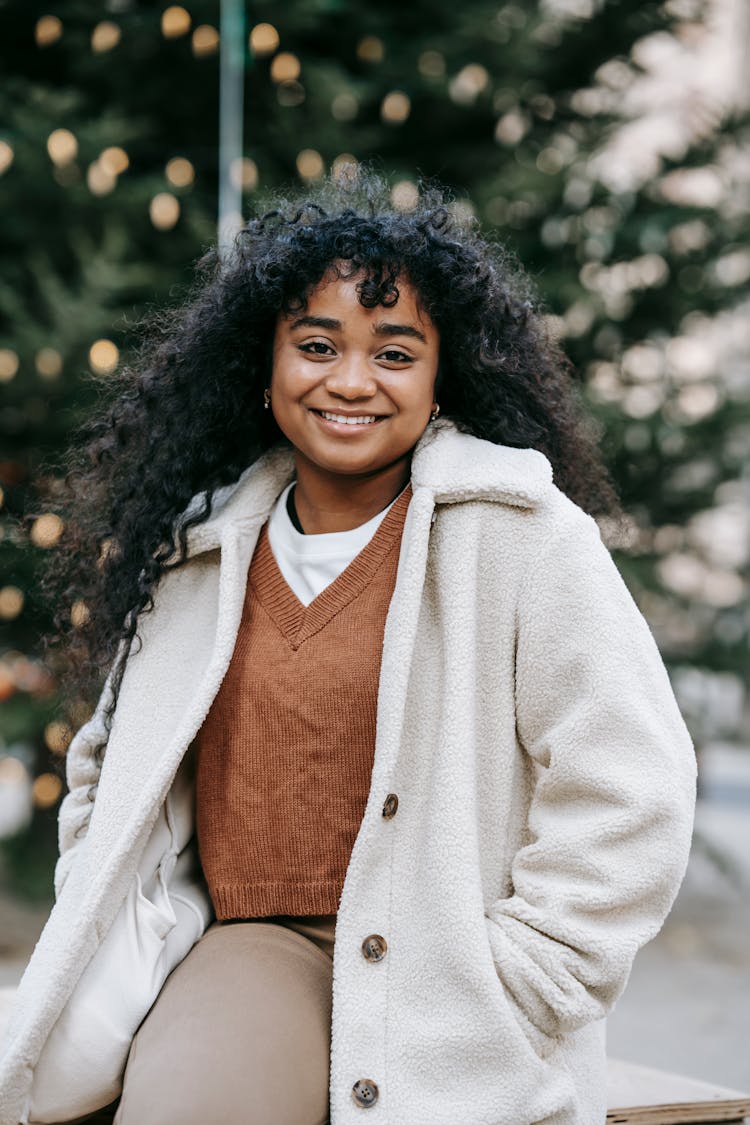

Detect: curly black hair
35,162,623,755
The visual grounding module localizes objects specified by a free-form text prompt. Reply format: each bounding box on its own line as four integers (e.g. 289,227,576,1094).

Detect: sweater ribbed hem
212,880,342,920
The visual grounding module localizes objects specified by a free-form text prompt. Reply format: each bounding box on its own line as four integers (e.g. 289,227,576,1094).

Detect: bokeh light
35,347,63,379
89,339,119,375
32,773,63,809
44,721,72,755
165,156,195,187
150,192,181,229
35,15,63,47
30,514,64,548
229,157,258,190
161,6,191,38
192,25,219,56
0,587,24,620
47,129,78,166
0,349,19,382
381,91,411,125
250,23,279,56
0,141,14,175
270,52,300,83
91,21,121,53
296,149,324,182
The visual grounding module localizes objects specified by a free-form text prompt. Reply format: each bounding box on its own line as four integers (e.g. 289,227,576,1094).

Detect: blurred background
0,0,748,1093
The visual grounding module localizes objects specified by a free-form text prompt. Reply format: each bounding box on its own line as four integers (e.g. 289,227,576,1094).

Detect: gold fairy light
332,154,359,183
35,15,63,47
391,181,419,212
229,157,258,191
91,21,121,53
47,128,78,166
0,141,14,175
449,64,490,105
35,347,63,379
165,156,195,187
89,339,119,375
33,773,63,809
161,6,191,38
296,149,324,182
192,25,219,56
0,349,19,382
270,52,300,83
356,36,384,62
0,757,27,784
99,146,129,176
30,513,64,548
87,160,116,196
0,587,24,620
44,721,72,755
250,22,279,56
380,91,410,125
70,599,90,628
150,192,180,229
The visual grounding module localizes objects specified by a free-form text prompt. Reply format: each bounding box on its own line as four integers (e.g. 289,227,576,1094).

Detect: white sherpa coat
0,419,696,1125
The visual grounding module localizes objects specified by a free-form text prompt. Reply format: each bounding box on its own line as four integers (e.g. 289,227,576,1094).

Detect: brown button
361,934,387,962
352,1078,379,1107
382,793,398,818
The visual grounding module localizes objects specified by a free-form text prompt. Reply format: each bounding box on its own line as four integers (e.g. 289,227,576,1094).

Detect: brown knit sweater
195,483,412,920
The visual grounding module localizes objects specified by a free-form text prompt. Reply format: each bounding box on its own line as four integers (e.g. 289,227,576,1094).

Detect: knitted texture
195,484,413,919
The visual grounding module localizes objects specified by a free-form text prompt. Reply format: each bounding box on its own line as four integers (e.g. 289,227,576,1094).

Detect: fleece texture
0,419,696,1125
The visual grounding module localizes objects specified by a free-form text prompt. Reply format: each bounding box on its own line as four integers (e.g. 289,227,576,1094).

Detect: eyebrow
287,314,427,345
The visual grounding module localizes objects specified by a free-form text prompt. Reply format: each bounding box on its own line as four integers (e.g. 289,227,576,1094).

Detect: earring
263,387,271,410
430,402,440,422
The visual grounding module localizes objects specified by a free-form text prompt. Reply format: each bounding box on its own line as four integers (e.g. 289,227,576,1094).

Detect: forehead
279,269,433,330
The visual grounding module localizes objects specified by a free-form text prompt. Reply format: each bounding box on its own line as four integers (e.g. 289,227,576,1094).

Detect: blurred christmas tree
0,0,747,900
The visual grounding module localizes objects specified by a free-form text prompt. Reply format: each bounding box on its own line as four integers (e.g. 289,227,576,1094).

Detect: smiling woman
4,164,696,1125
269,266,441,533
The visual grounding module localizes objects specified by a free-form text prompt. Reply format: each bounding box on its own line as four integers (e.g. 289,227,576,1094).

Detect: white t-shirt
267,481,407,607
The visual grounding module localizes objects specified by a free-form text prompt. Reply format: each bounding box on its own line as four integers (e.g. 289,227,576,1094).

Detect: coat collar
171,418,553,561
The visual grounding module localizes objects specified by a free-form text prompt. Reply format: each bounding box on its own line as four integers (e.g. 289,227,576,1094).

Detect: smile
311,409,385,429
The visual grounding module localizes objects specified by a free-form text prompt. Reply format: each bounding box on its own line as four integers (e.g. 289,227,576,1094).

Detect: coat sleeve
484,503,697,1051
53,642,128,900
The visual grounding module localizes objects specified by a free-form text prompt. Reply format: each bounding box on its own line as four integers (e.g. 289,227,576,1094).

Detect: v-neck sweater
194,483,413,919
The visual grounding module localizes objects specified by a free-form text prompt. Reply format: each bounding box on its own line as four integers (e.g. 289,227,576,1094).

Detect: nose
323,354,377,400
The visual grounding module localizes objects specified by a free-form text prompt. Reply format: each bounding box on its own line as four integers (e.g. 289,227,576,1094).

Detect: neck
291,454,411,534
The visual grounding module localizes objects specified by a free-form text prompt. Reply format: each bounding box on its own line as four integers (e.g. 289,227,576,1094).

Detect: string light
89,339,119,375
391,181,419,211
150,192,180,229
0,587,24,620
380,91,411,125
35,348,63,379
35,15,63,46
296,149,324,182
0,141,13,175
30,514,64,548
356,36,384,62
229,157,258,190
249,22,279,56
165,156,195,187
99,146,129,176
91,21,121,53
0,349,19,382
47,129,78,166
449,64,490,105
44,721,72,755
87,161,117,196
192,25,219,56
33,773,63,809
161,6,191,38
332,154,359,183
270,52,300,83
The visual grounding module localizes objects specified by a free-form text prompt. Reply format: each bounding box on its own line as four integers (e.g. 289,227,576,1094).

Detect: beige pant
63,914,337,1125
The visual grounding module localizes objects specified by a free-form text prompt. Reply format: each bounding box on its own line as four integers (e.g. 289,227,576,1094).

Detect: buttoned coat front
0,419,696,1125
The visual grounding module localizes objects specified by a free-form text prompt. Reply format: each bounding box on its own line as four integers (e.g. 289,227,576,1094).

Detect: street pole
218,0,245,259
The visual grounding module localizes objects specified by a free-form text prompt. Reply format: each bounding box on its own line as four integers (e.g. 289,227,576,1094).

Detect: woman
0,167,696,1125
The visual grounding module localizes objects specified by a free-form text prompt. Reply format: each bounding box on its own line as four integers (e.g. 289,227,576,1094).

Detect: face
270,266,440,484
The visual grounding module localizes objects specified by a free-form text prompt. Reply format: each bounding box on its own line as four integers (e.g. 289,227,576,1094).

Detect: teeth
319,411,378,425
